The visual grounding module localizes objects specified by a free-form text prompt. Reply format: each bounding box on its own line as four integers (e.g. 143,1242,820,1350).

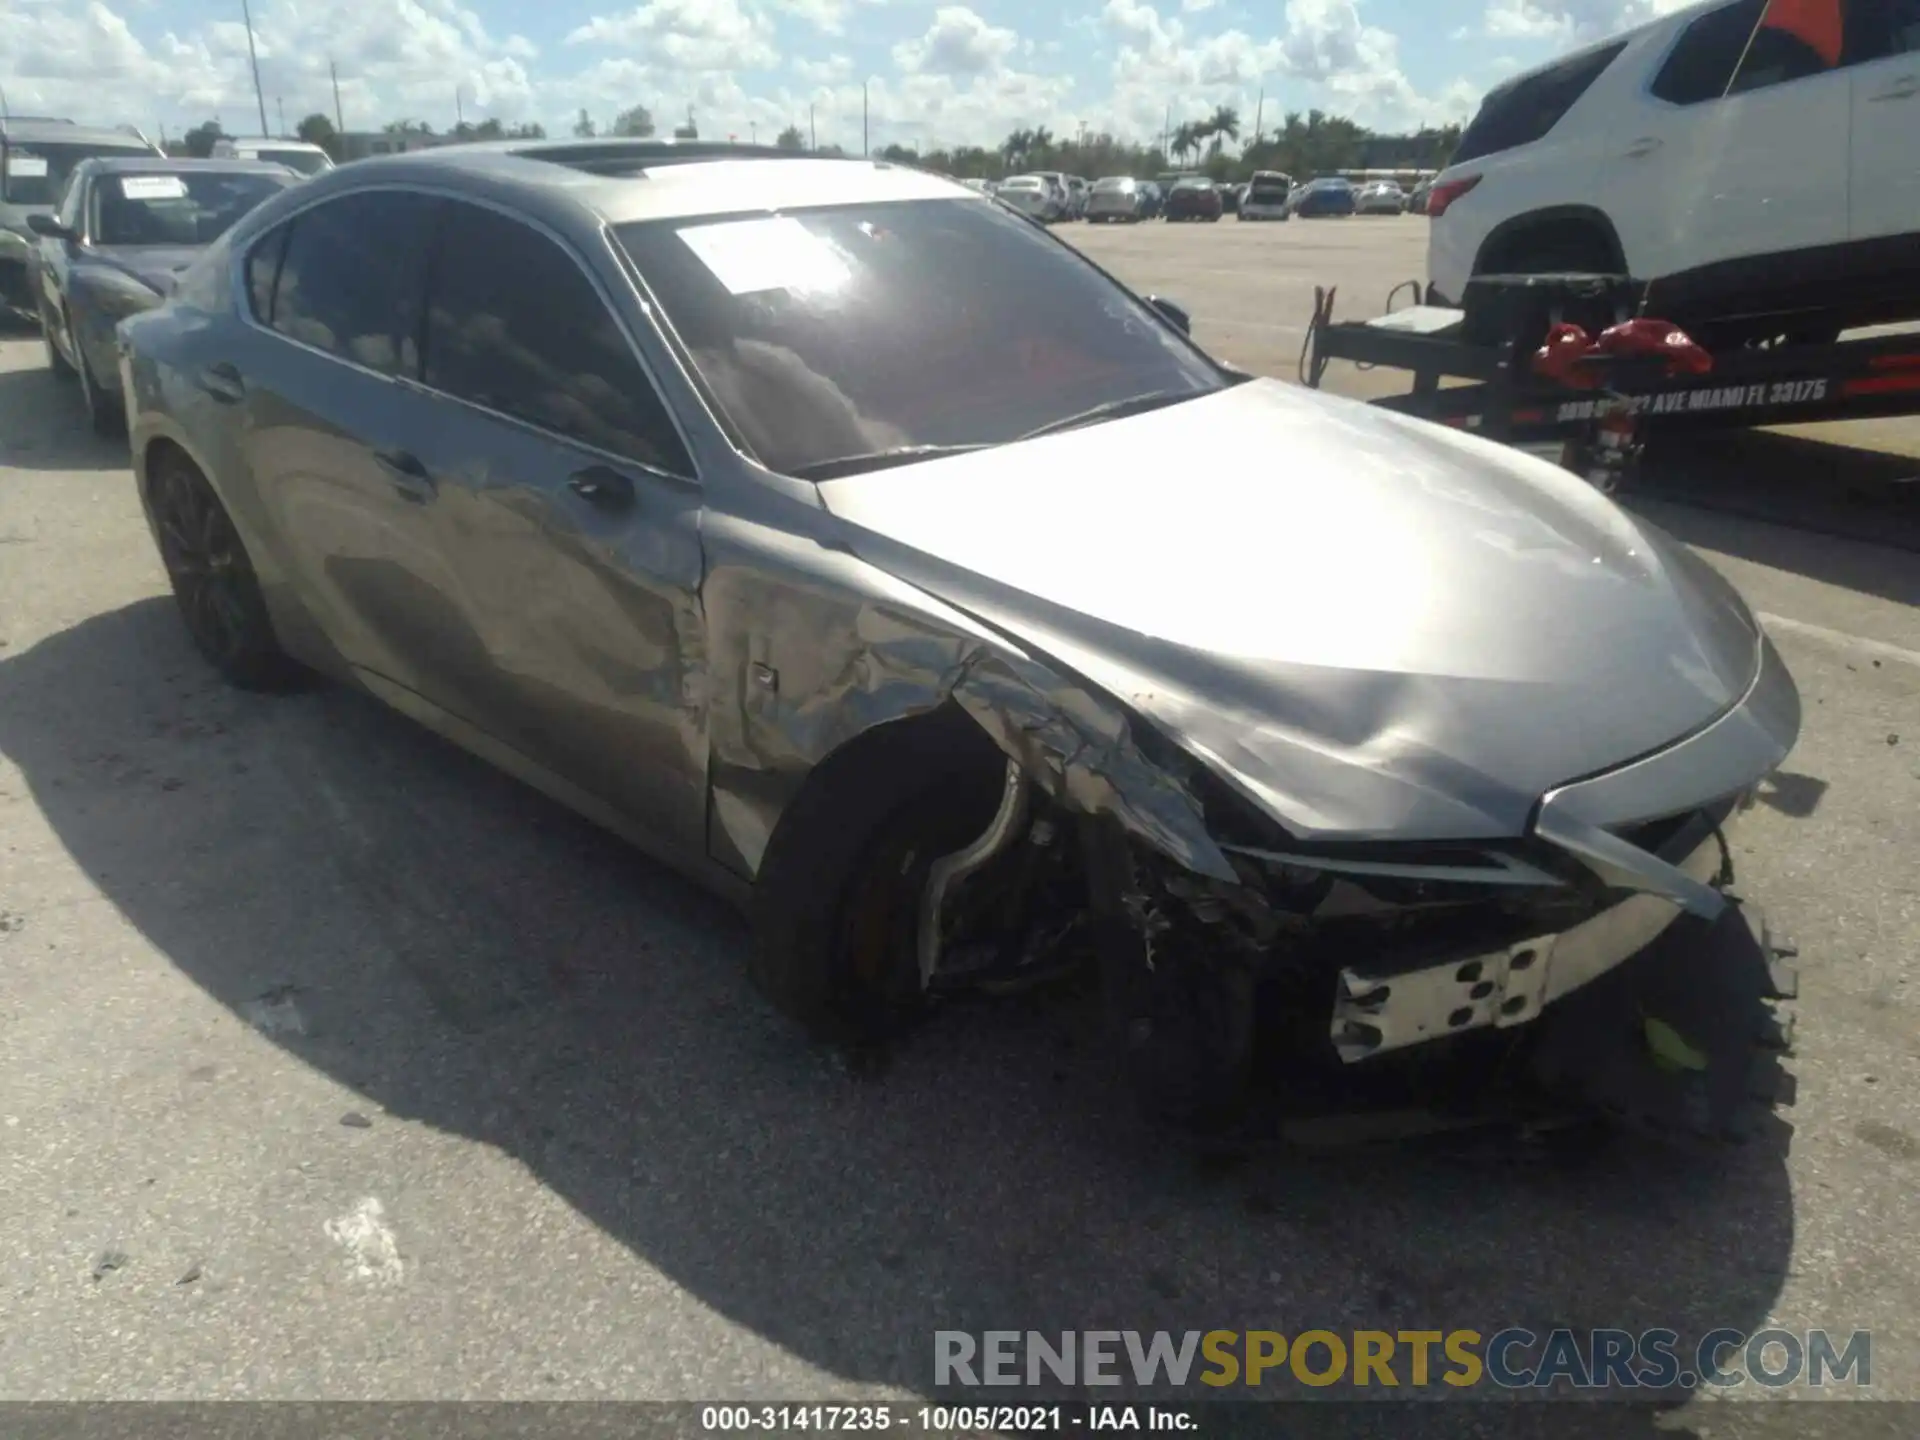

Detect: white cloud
1479,0,1698,43
792,54,857,84
892,7,1021,77
1,0,1493,161
566,0,779,72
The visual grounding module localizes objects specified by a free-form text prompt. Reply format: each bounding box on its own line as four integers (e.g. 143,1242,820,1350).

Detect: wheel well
140,436,196,501
1476,209,1625,276
786,702,1009,832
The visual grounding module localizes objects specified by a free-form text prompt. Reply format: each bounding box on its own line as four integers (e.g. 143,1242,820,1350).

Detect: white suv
1427,0,1920,342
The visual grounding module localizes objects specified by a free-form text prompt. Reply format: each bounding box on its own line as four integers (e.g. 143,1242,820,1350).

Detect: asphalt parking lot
2,213,1919,1420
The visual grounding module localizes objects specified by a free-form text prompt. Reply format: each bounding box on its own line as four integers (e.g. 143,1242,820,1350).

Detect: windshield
252,148,331,176
91,170,293,246
615,199,1221,478
2,141,156,205
1093,177,1133,191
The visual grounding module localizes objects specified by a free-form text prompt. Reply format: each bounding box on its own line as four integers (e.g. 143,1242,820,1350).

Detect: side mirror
26,213,73,241
1146,295,1192,335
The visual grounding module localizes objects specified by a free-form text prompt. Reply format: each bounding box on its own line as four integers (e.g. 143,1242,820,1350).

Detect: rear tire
149,450,305,691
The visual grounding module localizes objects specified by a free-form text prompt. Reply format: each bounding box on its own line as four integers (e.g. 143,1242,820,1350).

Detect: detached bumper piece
1525,898,1798,1147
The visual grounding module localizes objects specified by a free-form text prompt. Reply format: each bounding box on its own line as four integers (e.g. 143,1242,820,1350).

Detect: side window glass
1855,0,1920,56
270,190,438,376
247,225,290,323
421,202,692,476
1653,0,1769,103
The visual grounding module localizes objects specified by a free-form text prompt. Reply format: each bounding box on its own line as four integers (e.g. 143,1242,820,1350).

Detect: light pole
238,0,270,137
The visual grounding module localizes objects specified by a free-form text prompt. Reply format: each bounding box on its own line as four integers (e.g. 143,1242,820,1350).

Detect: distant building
1356,134,1452,170
335,130,457,162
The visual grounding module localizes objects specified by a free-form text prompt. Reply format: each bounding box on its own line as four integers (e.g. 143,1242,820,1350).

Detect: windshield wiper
786,443,993,481
1017,388,1204,441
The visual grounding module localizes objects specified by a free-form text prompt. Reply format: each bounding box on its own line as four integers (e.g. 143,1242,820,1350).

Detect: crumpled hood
87,244,202,295
819,378,1763,841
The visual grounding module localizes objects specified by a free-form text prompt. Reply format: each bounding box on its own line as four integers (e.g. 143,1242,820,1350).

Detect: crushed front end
918,638,1801,1144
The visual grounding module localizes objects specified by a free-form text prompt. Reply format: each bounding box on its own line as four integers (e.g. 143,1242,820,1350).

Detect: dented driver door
402,198,710,856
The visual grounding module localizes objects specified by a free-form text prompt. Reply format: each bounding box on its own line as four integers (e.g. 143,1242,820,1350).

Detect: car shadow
0,597,1798,1419
0,358,131,473
1633,429,1920,608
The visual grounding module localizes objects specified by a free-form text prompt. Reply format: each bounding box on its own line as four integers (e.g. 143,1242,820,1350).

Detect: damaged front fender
700,512,1234,885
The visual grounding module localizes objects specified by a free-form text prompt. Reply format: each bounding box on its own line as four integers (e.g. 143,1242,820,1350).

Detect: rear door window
266,189,439,376
1453,40,1627,161
420,200,692,476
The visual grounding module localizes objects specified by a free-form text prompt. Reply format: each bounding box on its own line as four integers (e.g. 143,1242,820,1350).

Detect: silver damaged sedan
117,140,1801,1135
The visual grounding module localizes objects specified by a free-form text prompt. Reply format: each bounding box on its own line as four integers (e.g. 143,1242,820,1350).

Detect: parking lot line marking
1759,612,1920,670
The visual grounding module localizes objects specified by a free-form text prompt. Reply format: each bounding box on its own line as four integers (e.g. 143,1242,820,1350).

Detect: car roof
342,140,978,226
1,119,157,149
83,156,294,175
222,137,326,148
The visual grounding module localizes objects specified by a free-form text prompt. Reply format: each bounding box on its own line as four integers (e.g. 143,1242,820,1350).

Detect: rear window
1093,177,1134,191
1452,40,1627,164
2,140,156,205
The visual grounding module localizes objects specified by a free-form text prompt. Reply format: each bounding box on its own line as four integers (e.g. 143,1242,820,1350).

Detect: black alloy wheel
150,454,300,690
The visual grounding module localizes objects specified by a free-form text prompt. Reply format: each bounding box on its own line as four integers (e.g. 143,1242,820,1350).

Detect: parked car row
3,115,331,327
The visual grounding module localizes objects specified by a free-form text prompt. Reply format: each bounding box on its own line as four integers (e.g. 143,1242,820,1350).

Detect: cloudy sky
3,0,1700,152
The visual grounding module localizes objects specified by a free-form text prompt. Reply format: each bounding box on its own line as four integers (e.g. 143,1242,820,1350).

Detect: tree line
166,103,1458,183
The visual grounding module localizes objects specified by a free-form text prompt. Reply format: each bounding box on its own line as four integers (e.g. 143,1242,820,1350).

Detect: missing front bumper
1329,821,1728,1063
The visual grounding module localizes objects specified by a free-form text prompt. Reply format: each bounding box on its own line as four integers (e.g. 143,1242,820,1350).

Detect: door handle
197,362,245,403
374,448,436,503
566,464,635,508
1870,76,1918,101
1623,137,1663,158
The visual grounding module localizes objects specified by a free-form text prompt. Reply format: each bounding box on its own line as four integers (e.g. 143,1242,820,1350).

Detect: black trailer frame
1302,277,1920,447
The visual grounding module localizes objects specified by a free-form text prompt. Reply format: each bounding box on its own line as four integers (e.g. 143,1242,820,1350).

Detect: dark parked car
1218,182,1242,215
1290,176,1358,217
29,156,296,433
1,117,162,321
115,139,1801,1132
1164,177,1223,222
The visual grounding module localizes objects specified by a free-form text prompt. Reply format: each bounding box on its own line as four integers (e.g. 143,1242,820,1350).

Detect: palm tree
1170,121,1198,165
1203,104,1239,159
1029,125,1055,166
1002,126,1034,169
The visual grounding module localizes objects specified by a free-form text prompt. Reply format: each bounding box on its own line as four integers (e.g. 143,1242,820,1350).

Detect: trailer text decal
1555,378,1828,423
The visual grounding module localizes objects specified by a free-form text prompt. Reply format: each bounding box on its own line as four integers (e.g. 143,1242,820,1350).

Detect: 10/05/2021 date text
700,1405,1198,1431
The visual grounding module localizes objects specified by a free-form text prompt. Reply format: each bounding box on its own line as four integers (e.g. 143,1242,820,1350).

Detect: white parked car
1426,0,1920,341
1238,171,1293,221
1356,181,1407,215
996,175,1063,223
210,137,335,177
